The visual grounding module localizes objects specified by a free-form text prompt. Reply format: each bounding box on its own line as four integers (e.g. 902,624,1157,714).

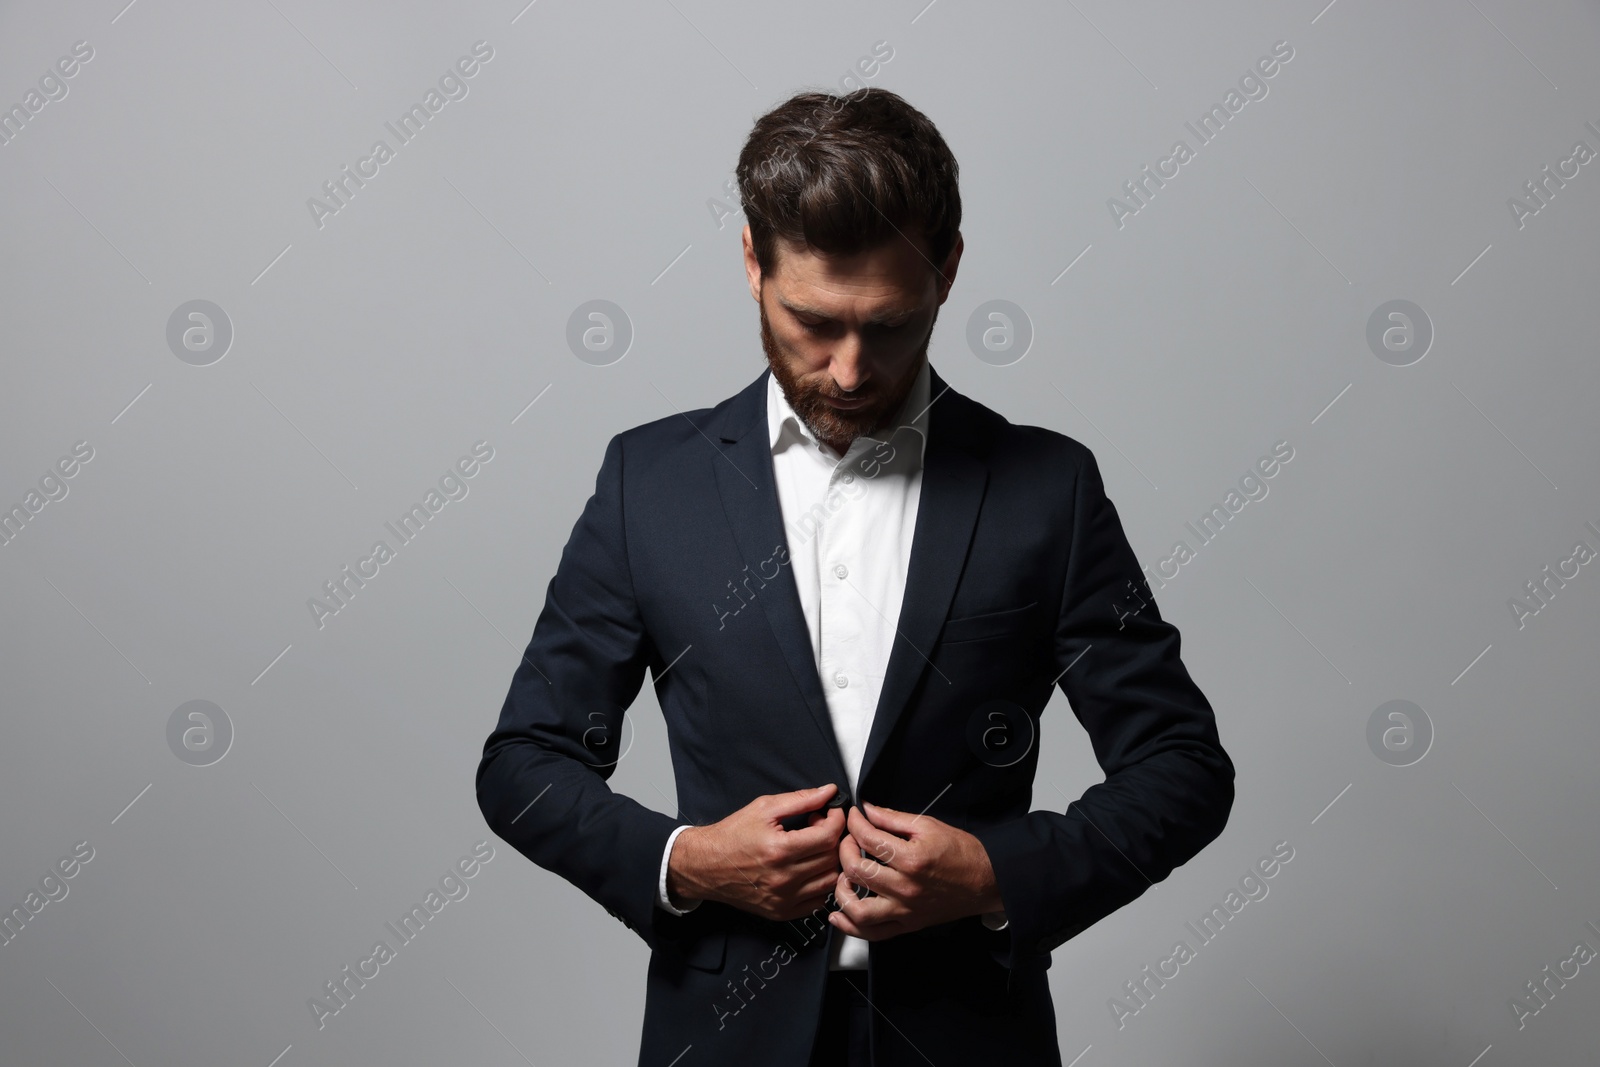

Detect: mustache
813,383,873,401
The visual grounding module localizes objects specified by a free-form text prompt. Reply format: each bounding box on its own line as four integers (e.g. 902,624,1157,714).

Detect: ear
742,225,763,303
935,231,963,305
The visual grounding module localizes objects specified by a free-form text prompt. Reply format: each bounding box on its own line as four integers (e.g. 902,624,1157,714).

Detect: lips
823,394,870,409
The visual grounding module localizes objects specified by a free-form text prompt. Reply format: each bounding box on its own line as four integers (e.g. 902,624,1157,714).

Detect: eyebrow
779,299,920,325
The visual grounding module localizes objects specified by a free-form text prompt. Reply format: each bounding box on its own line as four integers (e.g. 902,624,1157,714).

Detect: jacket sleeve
475,432,689,953
972,447,1235,970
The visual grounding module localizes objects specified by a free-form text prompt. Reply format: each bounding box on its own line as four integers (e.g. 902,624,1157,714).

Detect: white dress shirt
655,360,1005,969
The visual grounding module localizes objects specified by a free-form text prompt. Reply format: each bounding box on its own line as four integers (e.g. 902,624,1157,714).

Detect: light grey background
3,1,1598,1064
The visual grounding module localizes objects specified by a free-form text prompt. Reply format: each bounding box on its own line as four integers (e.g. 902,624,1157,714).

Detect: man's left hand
827,802,1003,941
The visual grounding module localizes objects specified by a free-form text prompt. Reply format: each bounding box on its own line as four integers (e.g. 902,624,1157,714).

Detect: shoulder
605,376,759,477
614,403,720,453
942,385,1098,481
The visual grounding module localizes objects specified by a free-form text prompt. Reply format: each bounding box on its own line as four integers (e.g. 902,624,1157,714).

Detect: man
477,88,1234,1067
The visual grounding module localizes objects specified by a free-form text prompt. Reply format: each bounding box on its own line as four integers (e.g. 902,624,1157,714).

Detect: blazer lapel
711,370,854,795
857,367,987,793
708,365,989,802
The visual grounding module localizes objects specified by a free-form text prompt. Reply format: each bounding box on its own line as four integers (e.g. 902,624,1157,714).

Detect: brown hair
736,87,961,282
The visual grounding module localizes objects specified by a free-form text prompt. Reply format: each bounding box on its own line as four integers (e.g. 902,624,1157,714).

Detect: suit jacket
476,363,1235,1066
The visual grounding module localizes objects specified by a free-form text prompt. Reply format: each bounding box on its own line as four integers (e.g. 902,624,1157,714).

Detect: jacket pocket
681,927,727,972
940,601,1038,644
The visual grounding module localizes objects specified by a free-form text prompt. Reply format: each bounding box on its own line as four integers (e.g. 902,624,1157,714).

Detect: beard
759,292,935,451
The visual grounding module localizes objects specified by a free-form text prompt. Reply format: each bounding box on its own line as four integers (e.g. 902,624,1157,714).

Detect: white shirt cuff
981,910,1009,931
657,824,700,915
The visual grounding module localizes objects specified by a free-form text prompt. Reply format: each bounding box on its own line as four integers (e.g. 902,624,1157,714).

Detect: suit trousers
809,970,872,1066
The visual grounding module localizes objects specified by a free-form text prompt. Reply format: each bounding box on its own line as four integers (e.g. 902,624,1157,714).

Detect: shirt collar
767,358,931,465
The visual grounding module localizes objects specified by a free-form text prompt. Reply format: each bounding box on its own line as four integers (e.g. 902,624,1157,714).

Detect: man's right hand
666,784,847,922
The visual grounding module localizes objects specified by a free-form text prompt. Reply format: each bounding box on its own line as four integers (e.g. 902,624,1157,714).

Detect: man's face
745,226,962,455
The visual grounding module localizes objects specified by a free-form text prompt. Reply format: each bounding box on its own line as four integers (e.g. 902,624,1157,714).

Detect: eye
800,319,829,334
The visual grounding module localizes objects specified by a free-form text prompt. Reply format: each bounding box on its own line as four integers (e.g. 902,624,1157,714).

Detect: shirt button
834,673,848,688
833,564,848,579
841,473,855,483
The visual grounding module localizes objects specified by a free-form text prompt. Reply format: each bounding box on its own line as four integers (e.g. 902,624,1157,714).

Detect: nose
829,336,867,395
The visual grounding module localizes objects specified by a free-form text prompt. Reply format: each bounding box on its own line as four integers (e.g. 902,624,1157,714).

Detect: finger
797,868,842,900
831,869,904,929
827,909,874,939
790,844,847,882
787,896,841,924
846,805,907,866
831,868,866,918
828,834,862,895
835,831,895,889
781,805,847,858
832,867,881,913
859,800,929,837
827,907,905,941
764,784,838,822
803,808,834,836
841,845,918,900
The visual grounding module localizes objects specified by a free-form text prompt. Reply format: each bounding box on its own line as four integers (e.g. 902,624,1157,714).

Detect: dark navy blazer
476,363,1234,1066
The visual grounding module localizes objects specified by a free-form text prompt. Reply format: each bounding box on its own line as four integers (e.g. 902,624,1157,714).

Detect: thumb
766,783,838,821
860,801,923,836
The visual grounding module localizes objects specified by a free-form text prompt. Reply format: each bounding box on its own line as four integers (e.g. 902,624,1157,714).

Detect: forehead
767,234,934,313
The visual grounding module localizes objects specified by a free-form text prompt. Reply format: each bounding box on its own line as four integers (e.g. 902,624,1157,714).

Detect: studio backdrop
2,0,1598,1064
